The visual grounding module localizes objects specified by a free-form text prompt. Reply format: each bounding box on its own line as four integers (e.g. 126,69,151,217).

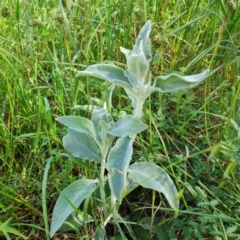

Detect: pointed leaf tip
128,162,179,209
56,116,96,137
77,64,132,88
50,179,96,237
154,69,210,92
107,115,148,137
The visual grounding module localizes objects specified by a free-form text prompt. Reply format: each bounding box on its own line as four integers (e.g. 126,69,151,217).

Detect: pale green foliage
107,115,148,137
128,162,179,209
50,179,97,237
107,136,134,199
51,20,210,237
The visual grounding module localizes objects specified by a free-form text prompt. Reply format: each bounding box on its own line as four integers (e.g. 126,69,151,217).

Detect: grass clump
1,0,240,239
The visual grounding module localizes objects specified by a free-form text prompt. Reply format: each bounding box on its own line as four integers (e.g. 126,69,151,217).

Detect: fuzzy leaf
77,64,133,88
56,116,95,137
91,108,115,146
91,108,109,130
107,115,148,137
154,69,210,92
128,162,179,209
50,179,97,237
127,52,149,85
63,129,102,163
107,136,134,199
134,20,152,62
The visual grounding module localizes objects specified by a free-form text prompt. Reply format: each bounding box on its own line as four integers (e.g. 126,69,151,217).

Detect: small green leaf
128,162,179,209
108,115,148,137
223,161,235,179
63,129,102,163
152,53,161,65
50,179,97,237
56,116,95,137
77,64,132,88
154,69,210,92
107,136,134,199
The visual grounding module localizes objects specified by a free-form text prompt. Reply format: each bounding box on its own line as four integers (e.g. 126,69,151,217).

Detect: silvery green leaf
128,162,179,209
59,212,93,231
63,129,102,163
99,119,115,147
125,69,138,87
77,64,133,88
134,20,152,62
152,53,161,65
91,107,108,136
120,46,131,59
91,107,115,147
56,116,95,137
50,179,97,237
127,52,149,85
107,115,148,137
154,69,210,92
107,136,134,199
124,88,137,110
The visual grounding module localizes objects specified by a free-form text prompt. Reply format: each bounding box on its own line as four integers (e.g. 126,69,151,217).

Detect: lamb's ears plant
50,20,210,237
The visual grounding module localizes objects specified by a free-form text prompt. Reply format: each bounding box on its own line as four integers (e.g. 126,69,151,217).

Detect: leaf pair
56,111,148,163
50,161,179,237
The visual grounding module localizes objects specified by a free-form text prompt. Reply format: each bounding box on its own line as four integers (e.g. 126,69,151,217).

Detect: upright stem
134,98,144,119
134,83,146,119
100,155,107,214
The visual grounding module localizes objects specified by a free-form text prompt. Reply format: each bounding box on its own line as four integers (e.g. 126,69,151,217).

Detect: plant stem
134,98,144,119
100,157,107,214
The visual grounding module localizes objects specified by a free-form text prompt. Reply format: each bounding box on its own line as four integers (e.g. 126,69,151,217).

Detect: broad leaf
108,115,148,137
63,129,102,163
154,69,210,92
107,136,134,199
127,53,149,85
128,162,179,209
56,116,95,137
50,179,97,237
77,64,133,88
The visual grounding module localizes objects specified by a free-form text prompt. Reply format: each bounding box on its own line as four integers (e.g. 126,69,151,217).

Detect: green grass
0,0,240,239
